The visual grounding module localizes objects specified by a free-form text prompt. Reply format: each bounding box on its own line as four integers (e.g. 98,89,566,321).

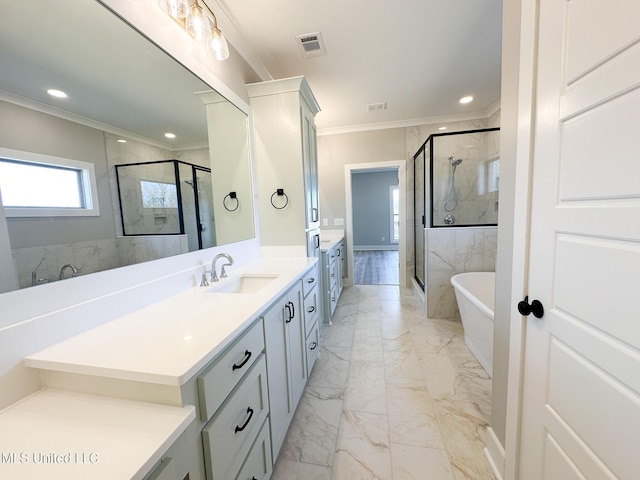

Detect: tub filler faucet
59,263,79,280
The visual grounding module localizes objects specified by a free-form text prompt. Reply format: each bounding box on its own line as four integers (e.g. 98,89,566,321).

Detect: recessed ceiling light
439,126,447,131
164,132,176,139
459,96,474,104
117,139,127,143
47,89,67,98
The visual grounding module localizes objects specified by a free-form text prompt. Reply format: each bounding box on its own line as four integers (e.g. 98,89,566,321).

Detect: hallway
272,285,494,479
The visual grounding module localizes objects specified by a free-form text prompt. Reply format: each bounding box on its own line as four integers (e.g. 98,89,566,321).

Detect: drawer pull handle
235,407,254,433
285,303,292,323
307,277,315,284
310,341,318,350
232,350,252,371
307,306,315,313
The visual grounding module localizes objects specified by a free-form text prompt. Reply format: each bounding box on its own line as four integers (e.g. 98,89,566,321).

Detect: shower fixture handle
518,296,544,319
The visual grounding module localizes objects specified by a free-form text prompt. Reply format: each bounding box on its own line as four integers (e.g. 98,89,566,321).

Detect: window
140,180,178,208
390,185,399,243
0,147,100,217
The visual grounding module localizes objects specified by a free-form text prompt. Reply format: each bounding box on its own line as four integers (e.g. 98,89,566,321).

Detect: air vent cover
296,32,326,58
367,102,388,112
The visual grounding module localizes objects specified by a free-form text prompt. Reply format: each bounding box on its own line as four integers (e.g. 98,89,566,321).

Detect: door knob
518,296,544,319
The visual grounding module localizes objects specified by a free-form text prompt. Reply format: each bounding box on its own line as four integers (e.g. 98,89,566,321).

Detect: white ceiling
214,0,503,133
0,1,502,147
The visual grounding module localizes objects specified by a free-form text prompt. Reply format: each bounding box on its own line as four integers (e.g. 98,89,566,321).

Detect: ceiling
214,0,503,134
0,0,502,147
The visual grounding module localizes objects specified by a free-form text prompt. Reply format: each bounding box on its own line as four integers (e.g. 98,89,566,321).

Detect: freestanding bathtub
450,272,495,377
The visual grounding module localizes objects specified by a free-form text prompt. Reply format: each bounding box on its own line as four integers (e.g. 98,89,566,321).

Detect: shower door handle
518,296,544,319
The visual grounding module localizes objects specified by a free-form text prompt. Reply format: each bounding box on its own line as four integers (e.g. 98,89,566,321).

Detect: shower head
449,156,463,167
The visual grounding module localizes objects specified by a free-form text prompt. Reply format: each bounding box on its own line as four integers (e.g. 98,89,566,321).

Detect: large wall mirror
0,0,255,292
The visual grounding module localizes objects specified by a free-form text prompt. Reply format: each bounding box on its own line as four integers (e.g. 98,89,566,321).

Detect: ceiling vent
296,32,326,58
367,102,388,112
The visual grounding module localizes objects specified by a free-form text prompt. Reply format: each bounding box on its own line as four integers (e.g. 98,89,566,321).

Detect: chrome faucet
59,263,79,280
31,256,50,286
210,253,234,282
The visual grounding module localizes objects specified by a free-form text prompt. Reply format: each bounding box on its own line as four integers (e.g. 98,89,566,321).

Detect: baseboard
484,427,505,480
353,245,399,251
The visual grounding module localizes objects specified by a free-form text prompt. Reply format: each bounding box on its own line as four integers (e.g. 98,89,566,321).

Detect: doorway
344,161,406,287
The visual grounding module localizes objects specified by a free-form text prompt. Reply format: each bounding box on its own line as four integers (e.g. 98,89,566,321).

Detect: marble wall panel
425,227,497,319
12,239,119,289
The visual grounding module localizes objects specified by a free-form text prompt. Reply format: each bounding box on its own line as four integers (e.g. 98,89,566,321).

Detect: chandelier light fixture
158,0,230,61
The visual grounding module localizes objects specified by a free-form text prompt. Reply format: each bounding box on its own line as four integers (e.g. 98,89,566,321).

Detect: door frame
344,160,407,288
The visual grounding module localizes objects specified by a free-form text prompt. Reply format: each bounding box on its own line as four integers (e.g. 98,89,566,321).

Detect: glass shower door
414,145,426,290
195,168,216,249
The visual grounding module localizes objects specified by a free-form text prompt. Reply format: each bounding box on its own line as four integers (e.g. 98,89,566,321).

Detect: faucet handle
200,272,210,287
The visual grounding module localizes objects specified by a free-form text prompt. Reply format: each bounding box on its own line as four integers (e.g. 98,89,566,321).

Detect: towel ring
223,192,239,212
270,188,289,210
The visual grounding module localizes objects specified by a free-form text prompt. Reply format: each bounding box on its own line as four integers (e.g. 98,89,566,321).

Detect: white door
519,0,640,479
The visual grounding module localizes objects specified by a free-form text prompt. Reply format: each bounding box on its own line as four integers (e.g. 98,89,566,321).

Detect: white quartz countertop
0,389,194,480
24,257,317,386
320,231,344,251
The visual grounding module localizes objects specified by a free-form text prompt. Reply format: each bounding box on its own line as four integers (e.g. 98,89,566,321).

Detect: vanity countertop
0,389,194,480
320,231,344,251
24,256,317,387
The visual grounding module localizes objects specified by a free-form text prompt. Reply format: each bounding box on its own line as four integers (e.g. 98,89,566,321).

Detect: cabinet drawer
303,287,319,336
198,320,264,421
306,320,320,377
235,419,272,480
302,265,319,297
202,355,269,480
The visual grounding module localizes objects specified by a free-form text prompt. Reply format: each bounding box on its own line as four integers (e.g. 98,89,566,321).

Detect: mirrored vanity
0,2,324,480
0,0,255,292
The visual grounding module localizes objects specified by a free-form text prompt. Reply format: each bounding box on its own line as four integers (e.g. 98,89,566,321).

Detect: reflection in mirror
0,0,255,292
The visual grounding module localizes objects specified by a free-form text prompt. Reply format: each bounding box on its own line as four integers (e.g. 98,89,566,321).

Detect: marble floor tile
332,411,392,480
272,459,332,480
390,443,455,480
388,412,446,449
386,383,435,417
279,385,344,467
308,345,351,391
434,399,494,480
343,360,387,415
321,322,356,348
274,286,494,480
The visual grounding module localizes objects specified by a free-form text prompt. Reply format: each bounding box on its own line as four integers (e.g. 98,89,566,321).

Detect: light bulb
186,3,211,43
158,0,188,19
209,27,229,60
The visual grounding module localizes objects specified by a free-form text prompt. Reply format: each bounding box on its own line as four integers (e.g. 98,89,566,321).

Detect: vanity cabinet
247,76,321,249
195,318,270,480
262,280,305,462
322,238,345,324
302,264,321,375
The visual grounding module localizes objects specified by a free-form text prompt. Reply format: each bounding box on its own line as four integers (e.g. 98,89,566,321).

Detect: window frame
390,184,399,244
0,147,100,218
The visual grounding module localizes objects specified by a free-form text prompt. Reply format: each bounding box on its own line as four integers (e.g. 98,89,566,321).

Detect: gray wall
317,128,406,227
351,170,398,248
0,100,117,248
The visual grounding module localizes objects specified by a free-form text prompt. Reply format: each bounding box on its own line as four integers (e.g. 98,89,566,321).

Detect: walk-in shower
413,127,500,290
115,159,216,252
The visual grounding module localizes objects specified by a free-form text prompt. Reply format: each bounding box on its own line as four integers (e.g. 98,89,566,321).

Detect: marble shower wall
431,130,500,226
12,235,188,288
426,226,497,319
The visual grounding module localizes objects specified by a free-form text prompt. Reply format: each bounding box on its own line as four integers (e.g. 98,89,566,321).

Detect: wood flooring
353,250,399,285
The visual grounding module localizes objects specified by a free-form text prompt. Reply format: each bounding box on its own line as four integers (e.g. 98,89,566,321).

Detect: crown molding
317,99,502,136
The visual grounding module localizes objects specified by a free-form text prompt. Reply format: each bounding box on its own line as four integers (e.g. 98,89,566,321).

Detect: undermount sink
206,274,279,294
